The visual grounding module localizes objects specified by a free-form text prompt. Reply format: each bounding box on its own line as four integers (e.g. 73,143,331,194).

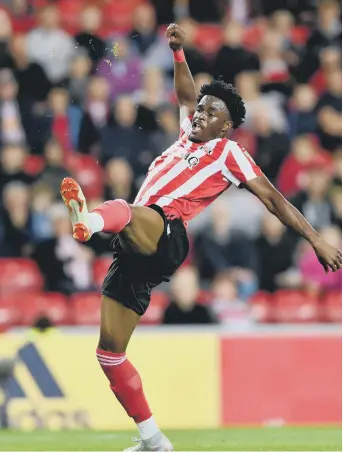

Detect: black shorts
101,204,189,316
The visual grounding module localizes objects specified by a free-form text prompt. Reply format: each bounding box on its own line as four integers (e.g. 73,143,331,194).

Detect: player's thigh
120,205,165,255
98,295,140,353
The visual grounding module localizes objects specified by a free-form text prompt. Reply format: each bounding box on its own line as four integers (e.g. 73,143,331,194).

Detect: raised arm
166,23,197,124
244,175,342,273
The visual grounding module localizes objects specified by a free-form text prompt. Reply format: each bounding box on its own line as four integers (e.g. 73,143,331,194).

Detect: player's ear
222,121,232,134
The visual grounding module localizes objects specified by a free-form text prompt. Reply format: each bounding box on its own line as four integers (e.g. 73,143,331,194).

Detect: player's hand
166,23,186,51
312,237,342,273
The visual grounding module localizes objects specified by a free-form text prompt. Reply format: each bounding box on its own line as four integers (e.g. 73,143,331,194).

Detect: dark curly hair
197,79,246,129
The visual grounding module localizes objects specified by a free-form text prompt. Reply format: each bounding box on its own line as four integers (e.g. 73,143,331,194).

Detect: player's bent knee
97,335,127,354
122,205,165,256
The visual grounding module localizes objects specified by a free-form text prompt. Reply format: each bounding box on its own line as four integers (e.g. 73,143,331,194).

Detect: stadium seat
249,291,273,323
71,292,101,325
93,257,113,288
290,25,310,46
24,155,45,176
195,25,223,55
67,153,103,199
140,292,169,325
322,291,342,323
243,22,266,51
198,290,212,305
102,0,144,34
0,259,44,295
273,290,320,323
58,0,85,35
0,296,20,330
9,292,70,326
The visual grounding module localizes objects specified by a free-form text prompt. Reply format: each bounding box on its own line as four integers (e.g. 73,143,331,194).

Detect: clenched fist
165,23,186,51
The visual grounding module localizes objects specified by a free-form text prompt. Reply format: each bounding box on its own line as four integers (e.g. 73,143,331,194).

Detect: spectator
0,8,13,69
269,10,300,70
0,68,30,147
74,6,105,66
9,33,51,103
104,158,137,203
152,104,179,154
78,76,110,155
0,143,33,194
255,212,296,292
211,272,253,328
68,51,92,107
100,95,153,175
258,28,291,95
277,134,331,197
27,5,75,84
32,203,94,294
288,84,318,138
316,69,342,151
129,3,172,72
0,181,32,257
135,68,172,132
290,165,334,231
188,0,227,23
331,148,342,188
98,36,143,102
213,21,259,85
329,185,342,230
310,46,341,95
297,0,341,82
195,198,256,280
298,226,342,293
252,111,290,183
162,266,216,324
31,182,55,242
37,139,72,198
236,71,288,133
47,87,82,151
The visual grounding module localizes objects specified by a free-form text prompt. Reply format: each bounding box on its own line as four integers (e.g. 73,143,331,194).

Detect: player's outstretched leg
60,177,165,255
60,178,173,451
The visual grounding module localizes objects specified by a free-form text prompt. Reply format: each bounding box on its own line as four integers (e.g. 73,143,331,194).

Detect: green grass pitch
0,427,341,451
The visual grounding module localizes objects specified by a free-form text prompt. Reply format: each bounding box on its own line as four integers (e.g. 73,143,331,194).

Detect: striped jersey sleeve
221,141,262,186
179,115,193,138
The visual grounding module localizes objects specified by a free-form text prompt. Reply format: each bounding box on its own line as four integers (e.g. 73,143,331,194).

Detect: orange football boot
60,177,91,242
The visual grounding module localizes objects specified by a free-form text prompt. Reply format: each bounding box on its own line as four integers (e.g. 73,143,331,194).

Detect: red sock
96,349,152,423
92,199,132,234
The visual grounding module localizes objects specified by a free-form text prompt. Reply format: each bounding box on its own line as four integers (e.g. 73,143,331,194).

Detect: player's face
190,95,232,143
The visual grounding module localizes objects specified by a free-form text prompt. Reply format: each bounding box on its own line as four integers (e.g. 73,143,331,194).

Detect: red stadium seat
249,291,273,323
67,153,103,199
93,257,113,288
24,155,45,176
195,25,223,55
273,290,320,323
0,259,43,295
9,292,70,326
58,0,85,34
198,290,212,305
140,292,169,325
102,0,144,34
71,292,101,325
290,25,310,46
322,291,342,323
243,22,266,51
0,296,20,330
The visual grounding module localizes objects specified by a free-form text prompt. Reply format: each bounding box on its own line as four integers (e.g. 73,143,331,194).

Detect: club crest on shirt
183,151,200,169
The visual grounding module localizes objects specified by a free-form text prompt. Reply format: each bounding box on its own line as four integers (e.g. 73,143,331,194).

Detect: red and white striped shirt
134,116,262,222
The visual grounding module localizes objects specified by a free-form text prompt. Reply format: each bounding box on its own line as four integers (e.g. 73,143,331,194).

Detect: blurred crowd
0,0,341,325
